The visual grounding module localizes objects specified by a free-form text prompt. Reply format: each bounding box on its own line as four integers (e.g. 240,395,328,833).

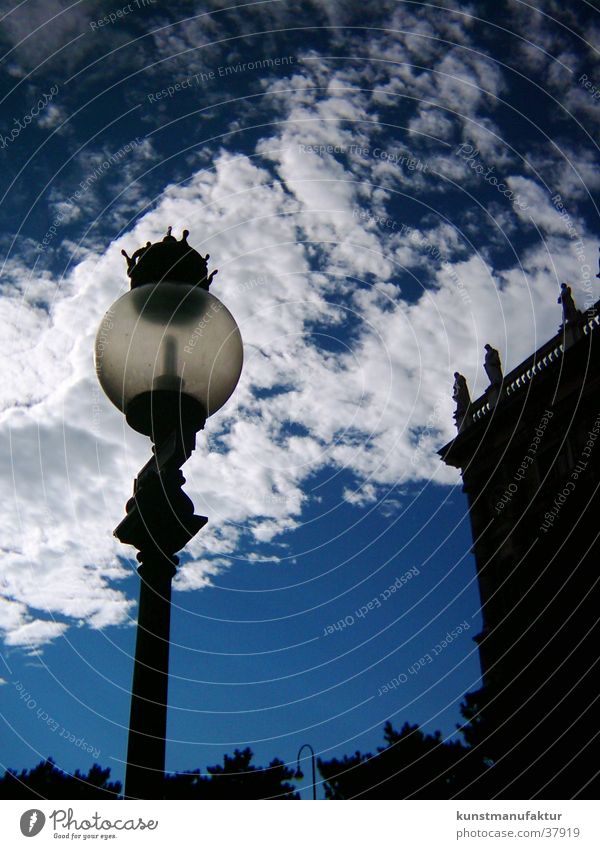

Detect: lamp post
295,743,317,800
95,228,243,799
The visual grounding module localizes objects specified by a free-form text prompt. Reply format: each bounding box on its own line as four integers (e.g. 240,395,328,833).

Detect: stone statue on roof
452,372,471,430
484,344,503,388
558,282,581,325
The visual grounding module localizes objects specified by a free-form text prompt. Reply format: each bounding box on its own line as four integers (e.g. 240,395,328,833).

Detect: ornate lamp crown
121,227,218,290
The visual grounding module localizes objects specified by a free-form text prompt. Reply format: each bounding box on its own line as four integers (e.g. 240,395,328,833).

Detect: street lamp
295,743,317,800
95,227,243,799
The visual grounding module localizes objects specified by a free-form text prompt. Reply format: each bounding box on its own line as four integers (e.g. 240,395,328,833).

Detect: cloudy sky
0,0,599,791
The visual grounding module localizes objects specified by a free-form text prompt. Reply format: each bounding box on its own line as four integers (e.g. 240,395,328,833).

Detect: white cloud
0,0,102,71
342,483,378,506
4,620,68,649
36,103,67,130
2,6,597,651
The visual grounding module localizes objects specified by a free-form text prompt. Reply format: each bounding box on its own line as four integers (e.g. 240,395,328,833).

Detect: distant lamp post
95,227,243,799
295,743,317,800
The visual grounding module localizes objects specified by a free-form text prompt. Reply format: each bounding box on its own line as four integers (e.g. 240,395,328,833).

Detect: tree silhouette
0,758,121,799
318,721,486,799
165,747,299,799
0,721,494,800
457,683,600,799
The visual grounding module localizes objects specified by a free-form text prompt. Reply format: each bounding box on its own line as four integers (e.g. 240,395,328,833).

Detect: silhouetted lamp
296,743,317,800
96,278,242,437
97,227,241,443
94,227,243,800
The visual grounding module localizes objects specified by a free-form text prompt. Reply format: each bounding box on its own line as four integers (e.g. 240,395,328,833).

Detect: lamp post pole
95,227,243,800
118,466,207,798
116,433,207,800
125,548,177,799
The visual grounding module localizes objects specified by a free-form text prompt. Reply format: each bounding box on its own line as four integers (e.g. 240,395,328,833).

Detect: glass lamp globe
95,282,243,440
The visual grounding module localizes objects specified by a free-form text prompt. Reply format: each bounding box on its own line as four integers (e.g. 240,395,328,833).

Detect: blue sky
0,0,599,792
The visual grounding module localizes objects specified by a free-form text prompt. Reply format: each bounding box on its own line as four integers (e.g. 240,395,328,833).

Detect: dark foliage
1,718,496,800
164,747,299,799
458,685,600,799
0,758,121,799
318,721,488,799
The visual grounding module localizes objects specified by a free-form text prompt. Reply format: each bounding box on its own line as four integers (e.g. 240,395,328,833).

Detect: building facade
440,306,600,798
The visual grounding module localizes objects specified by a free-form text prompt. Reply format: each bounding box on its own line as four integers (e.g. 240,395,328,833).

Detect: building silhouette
440,301,600,798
